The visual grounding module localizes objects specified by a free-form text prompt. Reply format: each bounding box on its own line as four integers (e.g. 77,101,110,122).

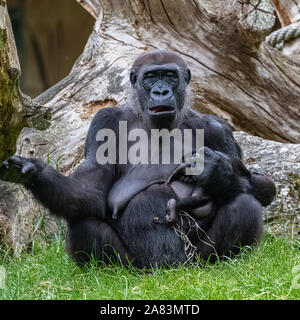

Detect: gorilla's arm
0,108,119,221
30,159,114,220
191,112,276,206
199,150,276,207
0,156,114,221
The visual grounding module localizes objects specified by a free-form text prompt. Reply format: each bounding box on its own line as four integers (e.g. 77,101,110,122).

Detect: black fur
0,50,276,267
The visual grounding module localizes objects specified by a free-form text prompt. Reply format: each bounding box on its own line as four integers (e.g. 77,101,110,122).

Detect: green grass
0,234,299,300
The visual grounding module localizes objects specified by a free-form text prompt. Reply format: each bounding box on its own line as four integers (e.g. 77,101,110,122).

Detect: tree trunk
0,0,299,252
0,0,50,164
72,0,300,144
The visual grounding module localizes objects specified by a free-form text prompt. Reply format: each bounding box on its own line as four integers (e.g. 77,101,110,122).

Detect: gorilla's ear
130,71,138,87
185,68,191,84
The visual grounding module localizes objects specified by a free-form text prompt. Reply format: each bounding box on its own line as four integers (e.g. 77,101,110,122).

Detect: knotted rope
266,22,300,50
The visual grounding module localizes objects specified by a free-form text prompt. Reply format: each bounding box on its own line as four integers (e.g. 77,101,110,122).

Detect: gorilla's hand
0,156,39,184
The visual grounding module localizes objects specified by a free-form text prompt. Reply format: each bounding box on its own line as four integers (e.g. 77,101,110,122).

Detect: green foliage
0,234,299,300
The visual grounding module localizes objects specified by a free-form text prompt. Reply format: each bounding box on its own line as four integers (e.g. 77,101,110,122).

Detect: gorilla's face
130,62,191,127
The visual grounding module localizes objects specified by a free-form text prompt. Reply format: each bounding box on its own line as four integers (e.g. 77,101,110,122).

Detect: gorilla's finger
2,161,9,168
21,162,35,175
8,156,24,169
167,163,189,184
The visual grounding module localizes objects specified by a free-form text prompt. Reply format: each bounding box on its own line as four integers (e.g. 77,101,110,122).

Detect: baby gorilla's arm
165,194,211,224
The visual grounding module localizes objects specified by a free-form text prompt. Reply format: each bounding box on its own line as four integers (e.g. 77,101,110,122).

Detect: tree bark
0,0,50,164
271,0,300,25
76,0,101,19
0,0,300,251
75,0,300,143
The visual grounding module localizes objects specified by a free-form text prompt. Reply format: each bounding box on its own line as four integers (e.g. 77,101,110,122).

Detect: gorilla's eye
143,72,157,89
144,72,155,79
165,71,177,78
164,71,179,86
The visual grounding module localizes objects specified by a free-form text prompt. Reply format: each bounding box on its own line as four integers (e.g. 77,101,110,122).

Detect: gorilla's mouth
149,106,175,114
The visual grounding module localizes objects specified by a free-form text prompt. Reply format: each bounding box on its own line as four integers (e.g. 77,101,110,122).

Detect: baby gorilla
165,148,244,224
108,147,248,224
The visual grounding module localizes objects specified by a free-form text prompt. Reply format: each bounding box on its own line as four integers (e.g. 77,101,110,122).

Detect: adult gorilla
0,50,275,268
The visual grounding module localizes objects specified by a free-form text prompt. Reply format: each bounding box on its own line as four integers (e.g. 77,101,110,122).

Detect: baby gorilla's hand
179,175,195,184
165,198,178,225
0,156,39,184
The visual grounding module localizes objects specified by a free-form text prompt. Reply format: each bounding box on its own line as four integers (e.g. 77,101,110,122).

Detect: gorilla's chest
107,164,178,218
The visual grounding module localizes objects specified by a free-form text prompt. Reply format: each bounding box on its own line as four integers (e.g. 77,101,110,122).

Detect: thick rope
266,22,300,50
